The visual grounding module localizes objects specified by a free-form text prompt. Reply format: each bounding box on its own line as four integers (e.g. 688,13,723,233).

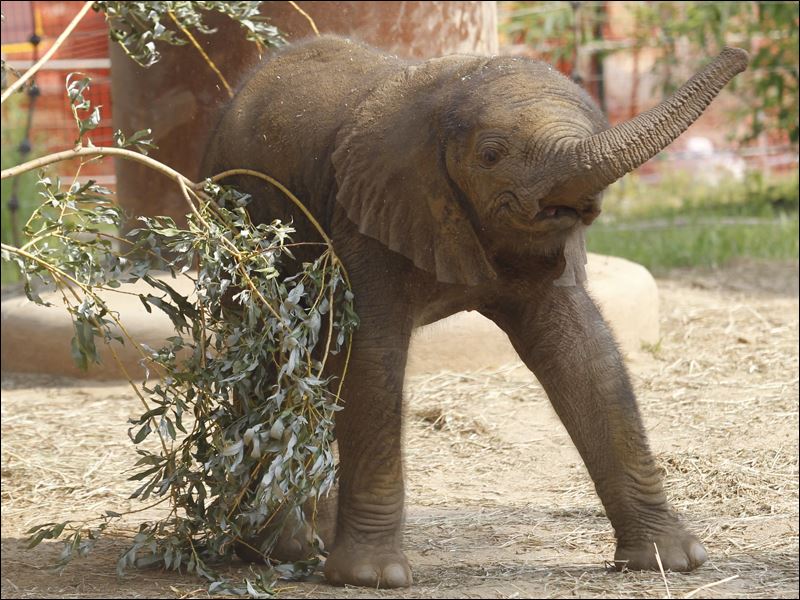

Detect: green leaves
70,316,99,371
6,12,346,592
114,128,158,155
95,1,189,68
66,76,91,109
94,1,285,68
195,1,285,49
66,74,102,145
26,519,113,572
629,1,799,144
11,169,356,597
26,521,70,549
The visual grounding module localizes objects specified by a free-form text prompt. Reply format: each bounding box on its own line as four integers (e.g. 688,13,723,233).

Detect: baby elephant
202,36,748,588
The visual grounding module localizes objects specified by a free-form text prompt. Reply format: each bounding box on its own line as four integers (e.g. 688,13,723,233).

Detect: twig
317,276,336,377
653,542,671,599
3,243,172,455
1,146,190,184
204,169,334,249
288,1,320,36
2,149,350,285
205,169,356,400
683,575,739,599
168,10,233,98
1,243,168,376
175,177,284,325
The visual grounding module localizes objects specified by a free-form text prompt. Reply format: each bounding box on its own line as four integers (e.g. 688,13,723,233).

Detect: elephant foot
324,541,412,588
236,524,312,563
236,492,338,563
614,529,707,572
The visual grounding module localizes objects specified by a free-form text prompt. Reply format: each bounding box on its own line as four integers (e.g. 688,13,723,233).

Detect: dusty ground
1,260,798,599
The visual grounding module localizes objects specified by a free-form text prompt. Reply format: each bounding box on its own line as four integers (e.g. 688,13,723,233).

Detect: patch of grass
587,172,799,274
587,215,799,273
602,170,799,221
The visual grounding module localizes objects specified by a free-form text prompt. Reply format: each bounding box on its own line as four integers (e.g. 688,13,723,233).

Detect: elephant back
201,36,403,238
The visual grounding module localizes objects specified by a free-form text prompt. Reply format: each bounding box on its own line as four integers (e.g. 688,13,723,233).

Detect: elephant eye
480,146,501,167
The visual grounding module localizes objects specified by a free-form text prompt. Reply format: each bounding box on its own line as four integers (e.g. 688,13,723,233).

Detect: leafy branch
3,105,355,600
1,3,353,597
94,1,285,68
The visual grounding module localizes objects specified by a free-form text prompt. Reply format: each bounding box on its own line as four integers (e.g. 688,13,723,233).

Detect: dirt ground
2,260,798,599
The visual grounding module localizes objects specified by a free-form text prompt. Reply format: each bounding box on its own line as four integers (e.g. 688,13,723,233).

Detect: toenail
352,564,379,586
383,563,411,587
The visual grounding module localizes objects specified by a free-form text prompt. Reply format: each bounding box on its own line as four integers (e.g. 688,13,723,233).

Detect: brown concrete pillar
110,1,498,228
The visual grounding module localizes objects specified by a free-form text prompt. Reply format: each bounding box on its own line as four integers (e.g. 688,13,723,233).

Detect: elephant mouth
494,194,579,232
534,205,579,224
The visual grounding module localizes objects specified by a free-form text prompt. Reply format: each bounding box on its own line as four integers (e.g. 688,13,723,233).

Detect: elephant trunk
552,47,749,201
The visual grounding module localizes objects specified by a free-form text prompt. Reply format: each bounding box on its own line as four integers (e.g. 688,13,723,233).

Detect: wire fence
2,1,113,183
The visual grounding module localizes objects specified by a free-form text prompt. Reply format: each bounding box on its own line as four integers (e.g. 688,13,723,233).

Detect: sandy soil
1,260,798,599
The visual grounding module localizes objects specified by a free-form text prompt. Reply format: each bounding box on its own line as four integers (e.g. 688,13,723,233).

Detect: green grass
587,215,799,272
587,172,799,274
601,170,799,220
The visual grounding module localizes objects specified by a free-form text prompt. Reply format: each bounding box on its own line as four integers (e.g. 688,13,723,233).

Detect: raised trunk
553,47,748,201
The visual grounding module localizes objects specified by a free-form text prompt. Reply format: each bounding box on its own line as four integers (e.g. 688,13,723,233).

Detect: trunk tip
720,47,750,73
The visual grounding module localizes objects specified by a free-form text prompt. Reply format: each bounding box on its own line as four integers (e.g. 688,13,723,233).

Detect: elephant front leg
323,318,413,588
485,287,706,572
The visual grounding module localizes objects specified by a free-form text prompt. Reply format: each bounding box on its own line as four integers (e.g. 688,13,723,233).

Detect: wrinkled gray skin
202,36,748,588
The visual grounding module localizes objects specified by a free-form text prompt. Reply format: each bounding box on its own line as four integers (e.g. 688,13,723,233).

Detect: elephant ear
332,59,497,286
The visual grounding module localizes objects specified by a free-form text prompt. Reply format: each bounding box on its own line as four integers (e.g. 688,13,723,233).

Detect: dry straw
2,262,798,600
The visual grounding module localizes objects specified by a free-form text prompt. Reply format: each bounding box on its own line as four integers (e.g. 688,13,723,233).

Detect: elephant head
333,47,748,285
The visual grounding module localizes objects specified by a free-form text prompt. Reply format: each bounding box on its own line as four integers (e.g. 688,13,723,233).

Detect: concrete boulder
406,253,659,374
1,253,658,379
